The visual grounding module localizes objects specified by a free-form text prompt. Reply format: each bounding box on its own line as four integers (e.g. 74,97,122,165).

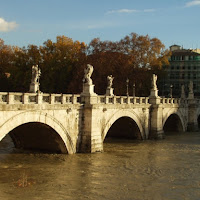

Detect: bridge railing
97,96,149,104
0,92,81,105
96,96,187,105
160,97,188,104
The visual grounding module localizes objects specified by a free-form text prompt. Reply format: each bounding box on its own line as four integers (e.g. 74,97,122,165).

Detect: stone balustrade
0,92,81,105
160,97,180,104
98,96,149,104
0,92,191,106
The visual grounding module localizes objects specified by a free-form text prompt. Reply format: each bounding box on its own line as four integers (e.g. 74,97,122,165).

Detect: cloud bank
106,8,155,15
185,0,200,7
0,18,18,32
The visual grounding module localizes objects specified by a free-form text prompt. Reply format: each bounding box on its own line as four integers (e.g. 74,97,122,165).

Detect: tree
0,33,170,96
0,39,15,91
39,36,86,93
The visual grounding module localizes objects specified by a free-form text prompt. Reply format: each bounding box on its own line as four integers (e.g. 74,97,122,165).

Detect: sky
0,0,200,49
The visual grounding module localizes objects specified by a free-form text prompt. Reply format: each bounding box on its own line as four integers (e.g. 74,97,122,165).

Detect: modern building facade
163,45,200,97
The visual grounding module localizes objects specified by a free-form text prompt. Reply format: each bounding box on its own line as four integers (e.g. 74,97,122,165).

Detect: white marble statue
29,65,41,93
152,74,158,90
107,75,114,88
189,81,193,93
31,65,41,84
83,64,93,85
181,84,185,94
181,84,185,98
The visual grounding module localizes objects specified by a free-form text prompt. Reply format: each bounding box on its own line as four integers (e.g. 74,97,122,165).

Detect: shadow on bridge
0,122,67,154
163,114,183,134
104,117,142,143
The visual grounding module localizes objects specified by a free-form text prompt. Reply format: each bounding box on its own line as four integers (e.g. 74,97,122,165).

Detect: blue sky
0,0,200,49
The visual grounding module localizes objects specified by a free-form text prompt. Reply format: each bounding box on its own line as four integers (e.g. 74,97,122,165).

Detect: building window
193,74,196,79
177,66,180,70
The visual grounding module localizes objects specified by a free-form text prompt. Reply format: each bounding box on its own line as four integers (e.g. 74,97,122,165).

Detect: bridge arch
0,111,75,154
163,109,186,132
102,109,145,141
196,108,200,129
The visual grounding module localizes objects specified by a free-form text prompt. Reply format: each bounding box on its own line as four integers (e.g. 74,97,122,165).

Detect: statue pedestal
150,88,158,97
81,83,97,104
188,92,194,99
29,82,39,93
106,88,114,96
81,83,96,96
181,93,185,99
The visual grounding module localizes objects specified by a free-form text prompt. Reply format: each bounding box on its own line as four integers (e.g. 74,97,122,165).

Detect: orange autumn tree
39,35,86,93
0,39,14,91
1,33,169,96
69,33,170,96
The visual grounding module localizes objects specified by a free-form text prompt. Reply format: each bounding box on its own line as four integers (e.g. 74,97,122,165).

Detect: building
163,45,200,97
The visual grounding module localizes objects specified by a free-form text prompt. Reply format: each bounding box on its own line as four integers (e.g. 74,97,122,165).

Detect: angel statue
152,74,158,90
189,81,193,93
83,64,93,85
107,75,114,88
31,65,41,84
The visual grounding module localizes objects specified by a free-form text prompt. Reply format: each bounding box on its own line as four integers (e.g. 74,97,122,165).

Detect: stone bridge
0,68,199,154
0,90,199,154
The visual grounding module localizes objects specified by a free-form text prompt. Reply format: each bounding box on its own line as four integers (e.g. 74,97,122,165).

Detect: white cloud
144,9,156,12
106,8,156,15
106,9,139,14
185,0,200,7
0,18,18,32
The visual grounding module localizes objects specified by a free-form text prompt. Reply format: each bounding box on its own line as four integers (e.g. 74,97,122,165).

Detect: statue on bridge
189,81,193,93
152,74,158,90
81,64,96,97
107,75,114,89
150,74,158,97
188,81,194,99
106,75,114,96
83,64,93,85
31,65,41,84
181,84,185,99
29,65,41,93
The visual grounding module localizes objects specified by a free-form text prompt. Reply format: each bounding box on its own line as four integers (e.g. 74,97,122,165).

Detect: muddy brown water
0,132,200,200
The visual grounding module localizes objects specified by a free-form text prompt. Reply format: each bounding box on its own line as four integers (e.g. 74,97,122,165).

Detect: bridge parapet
160,98,185,104
97,95,149,104
0,92,81,105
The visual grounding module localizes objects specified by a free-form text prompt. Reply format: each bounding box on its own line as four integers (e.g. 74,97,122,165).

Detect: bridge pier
79,83,103,153
149,97,165,139
187,99,199,132
149,77,164,139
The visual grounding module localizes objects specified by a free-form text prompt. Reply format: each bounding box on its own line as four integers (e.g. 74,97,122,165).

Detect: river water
0,132,200,200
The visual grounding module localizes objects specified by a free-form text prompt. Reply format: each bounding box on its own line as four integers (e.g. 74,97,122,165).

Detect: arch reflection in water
105,117,142,141
7,122,67,153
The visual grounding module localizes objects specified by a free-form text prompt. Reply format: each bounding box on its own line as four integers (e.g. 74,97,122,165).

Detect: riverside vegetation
0,33,170,96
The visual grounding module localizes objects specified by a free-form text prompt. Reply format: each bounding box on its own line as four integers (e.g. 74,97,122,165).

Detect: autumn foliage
0,33,170,96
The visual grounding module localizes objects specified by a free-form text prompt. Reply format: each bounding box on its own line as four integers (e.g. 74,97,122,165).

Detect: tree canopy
0,33,170,96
